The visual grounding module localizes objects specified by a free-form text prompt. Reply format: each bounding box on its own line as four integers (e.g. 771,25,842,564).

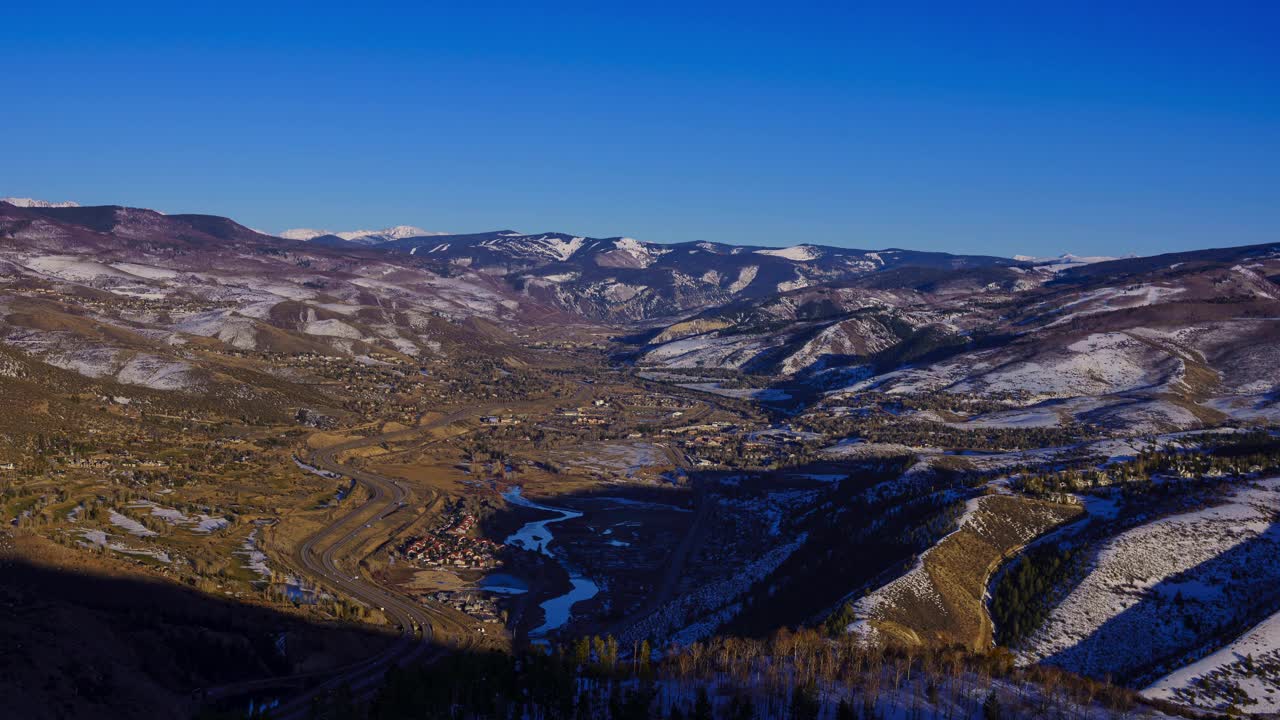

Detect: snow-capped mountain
0,200,559,379
14,198,1277,404
278,228,331,241
279,225,446,245
380,230,1017,321
1,197,80,208
637,238,1280,428
1013,252,1127,273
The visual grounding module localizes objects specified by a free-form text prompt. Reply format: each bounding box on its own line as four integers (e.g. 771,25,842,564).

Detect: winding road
200,438,448,718
202,388,598,715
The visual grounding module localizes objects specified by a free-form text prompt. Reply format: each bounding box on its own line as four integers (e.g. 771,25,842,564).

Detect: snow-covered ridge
2,197,80,208
1015,253,1130,273
278,228,330,241
478,234,587,262
1013,253,1115,263
336,225,443,242
613,236,668,260
592,237,671,268
280,225,446,244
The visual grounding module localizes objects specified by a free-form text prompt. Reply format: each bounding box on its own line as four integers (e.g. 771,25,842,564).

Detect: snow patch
754,245,821,262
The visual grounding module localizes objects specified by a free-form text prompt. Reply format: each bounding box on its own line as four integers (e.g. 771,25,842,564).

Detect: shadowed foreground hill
0,530,394,720
0,526,1184,720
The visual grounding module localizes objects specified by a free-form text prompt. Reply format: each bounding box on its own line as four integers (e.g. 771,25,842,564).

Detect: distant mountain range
0,194,1278,431
372,230,1020,322
279,225,448,245
1,197,1020,323
1,197,81,208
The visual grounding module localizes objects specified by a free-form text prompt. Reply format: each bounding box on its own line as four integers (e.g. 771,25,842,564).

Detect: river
502,488,599,637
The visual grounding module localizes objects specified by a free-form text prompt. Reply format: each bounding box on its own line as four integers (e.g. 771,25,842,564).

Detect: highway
201,437,445,718
202,385,604,715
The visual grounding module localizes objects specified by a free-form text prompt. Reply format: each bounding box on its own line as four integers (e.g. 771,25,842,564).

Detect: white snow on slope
280,225,445,243
600,237,668,268
777,270,813,293
278,228,330,241
23,255,141,282
109,510,157,537
336,225,438,241
236,529,272,581
1147,607,1280,714
754,245,822,262
174,310,260,349
114,355,200,391
641,331,783,370
128,501,231,533
1016,253,1123,273
952,406,1064,429
108,262,180,280
1038,284,1186,328
302,317,364,340
23,335,203,390
678,382,791,402
952,333,1161,398
727,265,758,293
1021,479,1280,680
529,234,586,262
79,529,171,563
2,197,80,208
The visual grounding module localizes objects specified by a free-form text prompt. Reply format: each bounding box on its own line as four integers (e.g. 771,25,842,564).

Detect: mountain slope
381,231,1018,322
0,201,572,402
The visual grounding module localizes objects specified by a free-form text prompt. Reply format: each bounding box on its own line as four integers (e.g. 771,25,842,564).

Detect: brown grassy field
862,493,1082,650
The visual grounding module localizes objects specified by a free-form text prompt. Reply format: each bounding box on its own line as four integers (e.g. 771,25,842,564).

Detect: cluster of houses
401,506,503,570
629,395,696,411
428,590,503,624
551,403,612,426
668,423,814,468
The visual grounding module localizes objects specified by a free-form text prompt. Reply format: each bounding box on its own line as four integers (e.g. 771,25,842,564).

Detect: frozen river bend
503,488,599,637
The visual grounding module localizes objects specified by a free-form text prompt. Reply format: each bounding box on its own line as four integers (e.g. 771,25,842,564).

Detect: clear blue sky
3,2,1277,257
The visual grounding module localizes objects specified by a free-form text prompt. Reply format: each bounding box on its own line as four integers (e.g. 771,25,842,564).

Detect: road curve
201,442,441,717
203,388,596,715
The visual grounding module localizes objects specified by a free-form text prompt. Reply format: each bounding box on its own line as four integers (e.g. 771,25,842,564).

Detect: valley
2,198,1279,718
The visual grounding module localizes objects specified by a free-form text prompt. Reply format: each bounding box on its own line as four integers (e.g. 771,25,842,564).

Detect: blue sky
3,2,1277,257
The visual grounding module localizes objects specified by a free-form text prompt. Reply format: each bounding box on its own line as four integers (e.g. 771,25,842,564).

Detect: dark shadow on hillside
0,557,407,719
474,453,962,644
1039,513,1280,687
0,452,991,719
